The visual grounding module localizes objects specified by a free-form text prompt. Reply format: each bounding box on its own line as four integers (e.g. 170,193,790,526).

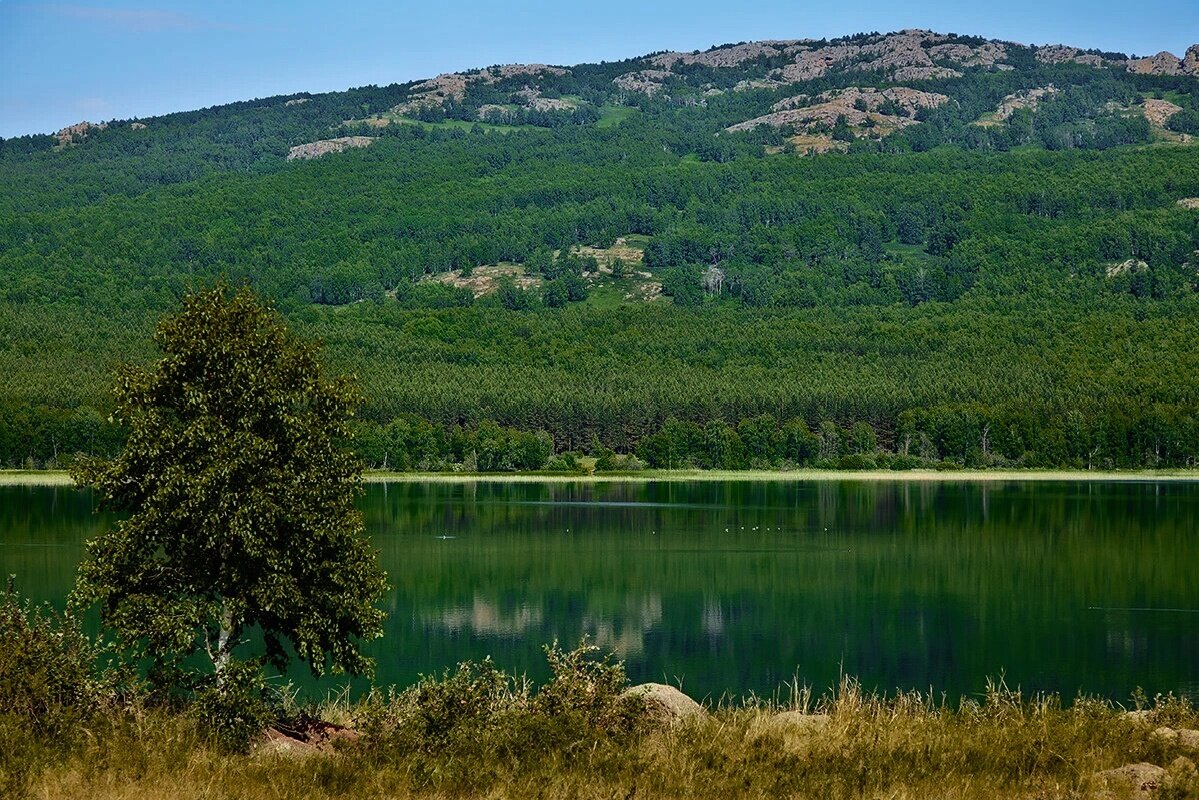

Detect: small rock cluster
393,64,571,115
991,86,1060,121
286,136,376,161
726,86,949,134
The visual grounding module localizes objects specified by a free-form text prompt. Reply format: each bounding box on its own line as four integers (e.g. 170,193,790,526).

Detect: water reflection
3,479,1198,701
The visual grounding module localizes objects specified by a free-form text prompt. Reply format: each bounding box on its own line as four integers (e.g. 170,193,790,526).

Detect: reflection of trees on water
581,594,662,656
7,481,1199,700
425,593,664,657
428,596,544,637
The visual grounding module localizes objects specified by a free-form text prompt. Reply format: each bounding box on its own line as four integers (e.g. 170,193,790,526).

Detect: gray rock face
621,682,705,722
1185,44,1199,75
1128,51,1184,75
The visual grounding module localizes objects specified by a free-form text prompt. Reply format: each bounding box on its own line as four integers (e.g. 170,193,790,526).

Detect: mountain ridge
29,28,1199,145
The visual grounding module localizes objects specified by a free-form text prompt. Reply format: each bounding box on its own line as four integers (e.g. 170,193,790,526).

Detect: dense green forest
3,31,1199,470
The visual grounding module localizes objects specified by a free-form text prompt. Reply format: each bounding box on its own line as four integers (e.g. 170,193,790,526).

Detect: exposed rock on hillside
393,64,571,114
1035,45,1110,67
1129,51,1185,75
727,86,949,133
425,264,542,298
992,86,1060,121
1143,98,1183,126
613,69,674,96
734,77,786,92
773,30,1005,82
284,98,311,106
648,40,807,69
55,121,106,146
287,136,375,160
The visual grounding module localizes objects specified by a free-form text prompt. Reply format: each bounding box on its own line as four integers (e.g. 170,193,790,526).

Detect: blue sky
2,0,1198,138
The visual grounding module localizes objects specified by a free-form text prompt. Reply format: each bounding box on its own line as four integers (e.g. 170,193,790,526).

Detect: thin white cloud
14,4,255,33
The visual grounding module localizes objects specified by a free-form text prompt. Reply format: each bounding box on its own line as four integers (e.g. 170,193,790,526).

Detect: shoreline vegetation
5,633,1199,799
6,467,1199,487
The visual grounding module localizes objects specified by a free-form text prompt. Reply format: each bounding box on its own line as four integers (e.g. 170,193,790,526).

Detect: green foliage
2,39,1199,472
0,578,113,738
357,640,640,792
69,285,388,694
532,641,641,735
189,658,275,753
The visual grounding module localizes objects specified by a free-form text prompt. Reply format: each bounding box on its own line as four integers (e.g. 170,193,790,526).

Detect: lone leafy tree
71,284,388,688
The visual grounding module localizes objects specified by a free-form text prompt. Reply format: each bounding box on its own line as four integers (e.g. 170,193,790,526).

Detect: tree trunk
215,603,234,685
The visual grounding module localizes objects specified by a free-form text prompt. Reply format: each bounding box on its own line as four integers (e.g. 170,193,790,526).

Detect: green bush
189,658,275,753
0,578,112,738
532,641,641,736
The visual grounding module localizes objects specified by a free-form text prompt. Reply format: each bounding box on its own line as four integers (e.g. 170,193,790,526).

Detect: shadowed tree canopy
71,284,388,686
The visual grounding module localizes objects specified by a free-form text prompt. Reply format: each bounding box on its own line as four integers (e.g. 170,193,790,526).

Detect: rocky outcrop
393,64,571,115
727,86,949,133
1035,45,1110,67
734,77,787,92
55,120,106,146
649,40,806,69
286,136,375,161
1127,51,1186,76
613,69,674,96
1143,98,1183,127
992,86,1060,121
774,30,1009,83
620,683,705,722
1178,198,1199,210
527,96,576,112
1186,45,1199,75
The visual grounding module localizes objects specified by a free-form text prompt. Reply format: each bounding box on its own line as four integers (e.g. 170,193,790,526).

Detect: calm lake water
2,479,1198,702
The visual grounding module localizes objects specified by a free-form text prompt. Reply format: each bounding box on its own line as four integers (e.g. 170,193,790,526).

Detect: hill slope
3,29,1199,471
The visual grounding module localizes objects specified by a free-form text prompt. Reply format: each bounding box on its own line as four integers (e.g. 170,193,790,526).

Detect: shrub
0,578,112,738
531,641,641,736
189,658,276,753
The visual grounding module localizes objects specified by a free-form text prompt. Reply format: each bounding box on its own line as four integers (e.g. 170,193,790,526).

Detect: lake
2,479,1197,702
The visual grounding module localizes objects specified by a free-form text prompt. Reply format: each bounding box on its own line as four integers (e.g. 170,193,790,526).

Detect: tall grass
10,675,1199,799
4,586,1198,799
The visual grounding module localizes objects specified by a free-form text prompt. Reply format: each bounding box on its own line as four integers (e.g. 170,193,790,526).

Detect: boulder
1153,727,1199,753
1171,756,1197,777
1092,762,1167,799
621,682,705,722
257,728,319,757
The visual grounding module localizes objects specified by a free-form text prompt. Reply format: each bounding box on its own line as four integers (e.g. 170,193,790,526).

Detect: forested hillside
3,29,1199,470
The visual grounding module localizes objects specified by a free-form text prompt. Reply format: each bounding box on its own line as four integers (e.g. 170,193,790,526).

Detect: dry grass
12,678,1199,800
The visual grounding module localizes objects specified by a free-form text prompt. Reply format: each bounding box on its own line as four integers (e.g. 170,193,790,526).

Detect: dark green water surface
2,479,1197,702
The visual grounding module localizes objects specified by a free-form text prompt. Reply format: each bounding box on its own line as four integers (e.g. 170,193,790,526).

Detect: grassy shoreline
6,467,1199,487
9,679,1199,800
